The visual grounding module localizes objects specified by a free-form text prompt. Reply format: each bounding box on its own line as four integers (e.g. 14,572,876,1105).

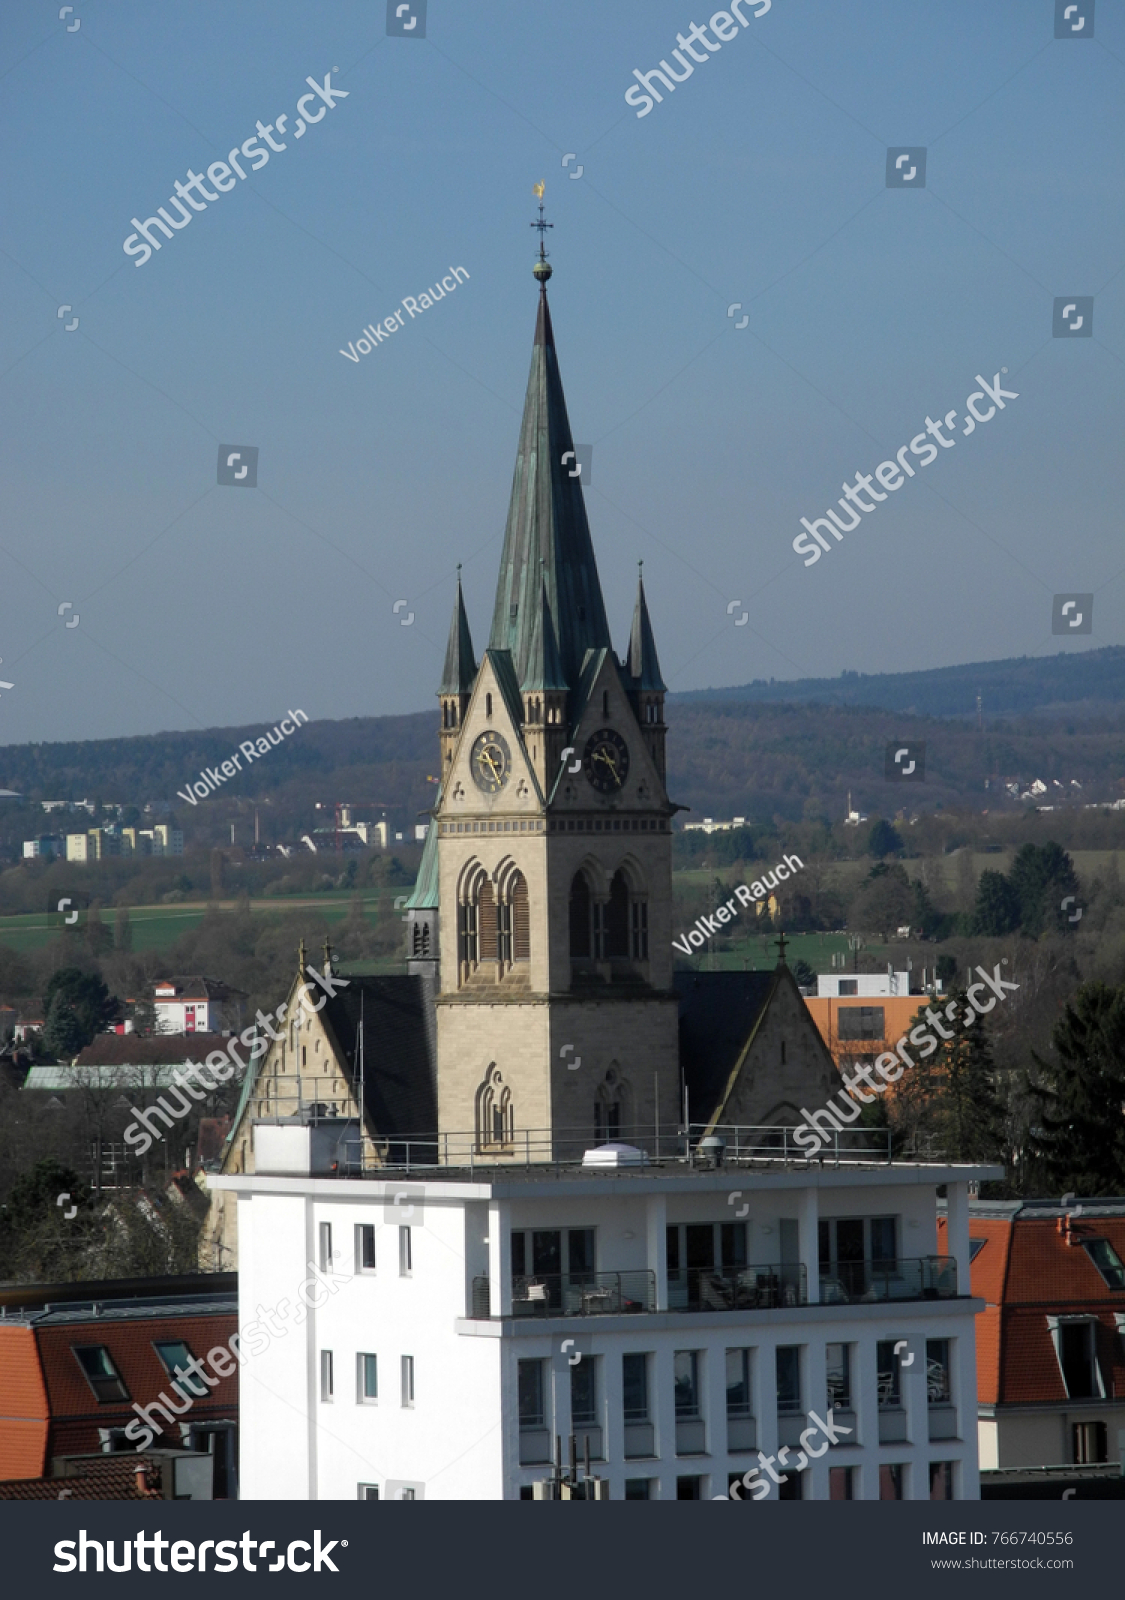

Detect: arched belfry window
606,872,630,960
475,1063,513,1150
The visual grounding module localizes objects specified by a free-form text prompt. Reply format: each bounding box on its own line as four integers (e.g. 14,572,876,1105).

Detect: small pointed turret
626,566,667,693
440,567,477,696
439,567,478,774
521,577,567,694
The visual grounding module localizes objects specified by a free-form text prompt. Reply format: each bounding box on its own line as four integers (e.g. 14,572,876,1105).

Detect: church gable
551,650,666,811
440,651,544,816
678,968,841,1132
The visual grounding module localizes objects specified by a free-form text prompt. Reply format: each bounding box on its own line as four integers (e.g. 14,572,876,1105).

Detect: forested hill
676,646,1125,720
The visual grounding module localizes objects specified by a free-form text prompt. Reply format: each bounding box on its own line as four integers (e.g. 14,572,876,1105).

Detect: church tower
430,202,681,1159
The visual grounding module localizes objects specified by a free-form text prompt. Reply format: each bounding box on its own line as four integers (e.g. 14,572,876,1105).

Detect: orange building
804,993,928,1070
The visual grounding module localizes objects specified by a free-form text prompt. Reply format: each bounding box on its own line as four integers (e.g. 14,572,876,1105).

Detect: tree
972,870,1021,937
42,967,120,1047
0,1157,96,1282
929,995,1008,1164
850,863,914,939
792,958,817,991
936,954,958,987
1009,842,1080,935
867,819,903,859
1027,981,1125,1194
43,993,88,1060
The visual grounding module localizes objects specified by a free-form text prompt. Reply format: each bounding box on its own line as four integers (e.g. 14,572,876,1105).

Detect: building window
458,900,479,969
676,1476,702,1500
320,1350,334,1403
776,1347,802,1414
592,899,608,961
399,1226,412,1276
318,1221,333,1272
876,1341,903,1409
475,1063,513,1150
510,1228,595,1304
819,1216,898,1296
625,1478,654,1500
153,1340,209,1400
838,979,858,996
674,1350,701,1418
571,1357,597,1427
880,1463,904,1500
569,872,591,959
401,1355,414,1407
512,872,530,962
926,1339,951,1405
725,1348,752,1417
358,1484,380,1500
72,1346,129,1403
929,1460,954,1499
778,1471,803,1500
829,1466,854,1500
1073,1420,1108,1464
357,1353,378,1404
630,899,648,960
356,1223,376,1272
826,1342,852,1412
623,1352,650,1423
1052,1319,1102,1399
837,1006,884,1040
605,872,630,960
1083,1238,1125,1290
519,1359,546,1429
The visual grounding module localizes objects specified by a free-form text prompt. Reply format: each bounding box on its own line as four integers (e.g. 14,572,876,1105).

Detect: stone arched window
569,870,592,958
475,1063,513,1149
594,1065,630,1143
606,871,630,960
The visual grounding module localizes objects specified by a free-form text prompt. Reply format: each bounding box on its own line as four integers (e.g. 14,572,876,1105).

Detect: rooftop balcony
468,1257,957,1319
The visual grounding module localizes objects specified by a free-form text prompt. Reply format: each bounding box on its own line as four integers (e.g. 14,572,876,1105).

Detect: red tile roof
942,1208,1125,1408
74,1034,232,1068
0,1455,165,1500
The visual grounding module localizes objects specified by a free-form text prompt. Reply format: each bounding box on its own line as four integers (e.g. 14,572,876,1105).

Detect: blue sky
1,0,1122,743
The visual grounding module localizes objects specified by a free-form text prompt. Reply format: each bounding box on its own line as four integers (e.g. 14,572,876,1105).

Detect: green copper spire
488,260,612,687
626,565,667,693
439,566,477,695
521,575,567,692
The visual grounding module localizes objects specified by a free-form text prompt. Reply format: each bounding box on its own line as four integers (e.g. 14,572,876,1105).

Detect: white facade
214,1155,993,1502
23,837,62,859
153,984,223,1033
65,832,90,862
817,972,912,999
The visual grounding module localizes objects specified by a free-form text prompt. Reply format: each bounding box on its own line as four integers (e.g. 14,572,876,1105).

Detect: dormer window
1083,1238,1125,1290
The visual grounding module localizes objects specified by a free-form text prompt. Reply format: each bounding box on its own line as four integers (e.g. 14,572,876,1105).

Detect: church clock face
470,730,511,793
584,728,629,793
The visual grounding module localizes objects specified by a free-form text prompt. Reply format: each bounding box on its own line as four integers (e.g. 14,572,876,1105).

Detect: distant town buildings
152,978,243,1035
61,824,182,861
682,816,747,834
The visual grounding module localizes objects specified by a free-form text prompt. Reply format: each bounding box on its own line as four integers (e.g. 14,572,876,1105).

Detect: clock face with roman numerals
471,730,511,793
583,728,629,793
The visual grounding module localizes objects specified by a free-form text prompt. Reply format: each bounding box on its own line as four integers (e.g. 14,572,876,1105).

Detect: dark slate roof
439,572,477,696
321,975,437,1139
487,288,612,688
521,577,568,692
404,823,439,910
675,970,777,1123
626,573,667,693
74,1033,232,1068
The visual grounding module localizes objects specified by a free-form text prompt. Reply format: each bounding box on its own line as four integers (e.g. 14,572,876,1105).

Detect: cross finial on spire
531,182,553,286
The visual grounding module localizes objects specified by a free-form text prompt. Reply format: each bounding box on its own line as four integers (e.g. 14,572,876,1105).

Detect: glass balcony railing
818,1256,958,1303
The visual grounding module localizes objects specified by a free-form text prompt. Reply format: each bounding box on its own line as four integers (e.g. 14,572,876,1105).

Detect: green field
0,889,405,955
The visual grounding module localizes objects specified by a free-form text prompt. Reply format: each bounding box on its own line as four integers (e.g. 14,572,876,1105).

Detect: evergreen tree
866,819,903,859
43,993,88,1060
1009,842,1080,935
1028,981,1125,1194
42,967,120,1046
972,869,1021,936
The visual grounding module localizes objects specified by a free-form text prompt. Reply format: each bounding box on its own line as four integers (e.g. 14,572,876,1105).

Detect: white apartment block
215,1136,996,1502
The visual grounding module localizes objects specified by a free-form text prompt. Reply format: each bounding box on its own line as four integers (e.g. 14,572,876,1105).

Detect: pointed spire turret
439,566,477,695
439,567,477,774
627,566,667,693
521,576,567,693
489,243,612,687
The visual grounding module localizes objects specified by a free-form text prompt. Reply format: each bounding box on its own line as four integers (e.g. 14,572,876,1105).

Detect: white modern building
817,972,915,999
153,976,239,1033
214,1132,998,1501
